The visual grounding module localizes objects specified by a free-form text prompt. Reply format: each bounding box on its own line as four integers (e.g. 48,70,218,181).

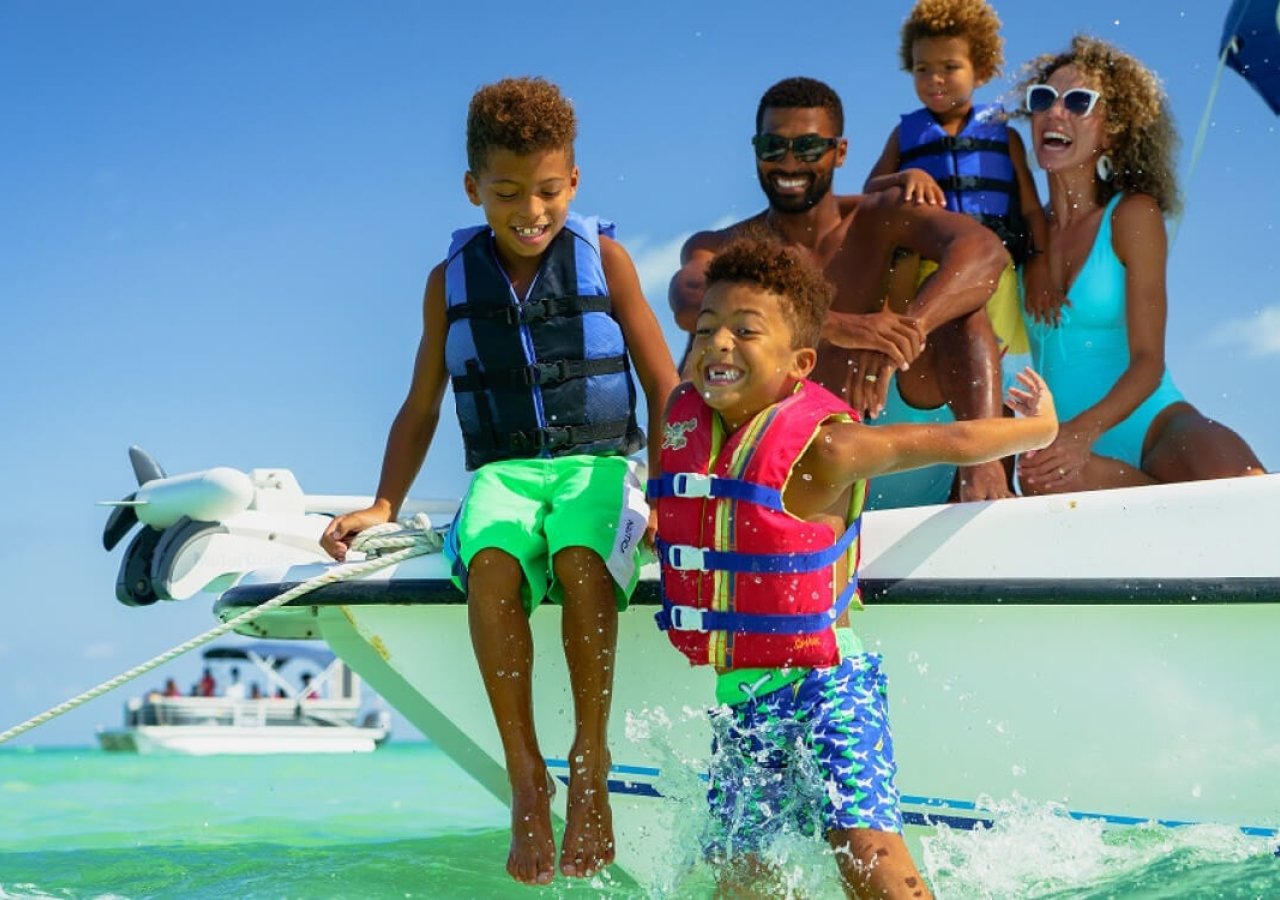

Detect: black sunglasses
1025,84,1102,117
751,133,840,163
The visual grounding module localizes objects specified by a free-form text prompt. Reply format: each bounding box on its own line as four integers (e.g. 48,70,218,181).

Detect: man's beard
757,168,834,214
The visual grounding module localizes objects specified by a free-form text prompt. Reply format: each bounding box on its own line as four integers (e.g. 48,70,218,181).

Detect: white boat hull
211,475,1280,886
97,722,386,755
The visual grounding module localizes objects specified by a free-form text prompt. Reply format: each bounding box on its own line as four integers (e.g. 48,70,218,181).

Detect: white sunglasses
1025,84,1102,117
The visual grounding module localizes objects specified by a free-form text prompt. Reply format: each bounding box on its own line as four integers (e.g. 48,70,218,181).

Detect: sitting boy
321,77,677,885
649,238,1055,897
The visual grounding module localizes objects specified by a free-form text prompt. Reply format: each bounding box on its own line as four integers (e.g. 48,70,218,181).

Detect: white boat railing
125,695,366,729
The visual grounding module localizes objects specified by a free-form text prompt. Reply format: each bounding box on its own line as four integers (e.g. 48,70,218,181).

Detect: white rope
0,516,443,745
1170,38,1238,246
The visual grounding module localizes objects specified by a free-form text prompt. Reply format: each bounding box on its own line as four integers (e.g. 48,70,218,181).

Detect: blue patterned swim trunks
705,653,902,856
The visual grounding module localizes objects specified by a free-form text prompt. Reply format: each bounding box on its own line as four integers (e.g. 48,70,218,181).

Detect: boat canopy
202,641,335,668
1223,0,1280,114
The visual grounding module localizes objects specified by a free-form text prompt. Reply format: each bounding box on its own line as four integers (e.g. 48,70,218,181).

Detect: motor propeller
129,445,166,485
102,446,167,552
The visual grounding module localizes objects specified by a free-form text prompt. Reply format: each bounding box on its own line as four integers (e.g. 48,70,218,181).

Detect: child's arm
863,125,946,206
602,235,681,485
1008,129,1066,324
813,369,1057,490
319,264,451,560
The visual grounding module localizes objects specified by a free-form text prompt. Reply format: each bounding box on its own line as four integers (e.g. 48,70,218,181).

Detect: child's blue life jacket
898,102,1029,261
442,212,642,471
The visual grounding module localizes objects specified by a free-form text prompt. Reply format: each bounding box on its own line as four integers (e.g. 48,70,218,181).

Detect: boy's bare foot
559,746,615,877
507,768,556,885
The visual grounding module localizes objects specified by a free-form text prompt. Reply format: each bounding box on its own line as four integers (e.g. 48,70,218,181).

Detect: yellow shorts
918,258,1029,392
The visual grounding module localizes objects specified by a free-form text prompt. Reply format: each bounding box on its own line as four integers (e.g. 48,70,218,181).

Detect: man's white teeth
515,225,546,237
775,176,808,189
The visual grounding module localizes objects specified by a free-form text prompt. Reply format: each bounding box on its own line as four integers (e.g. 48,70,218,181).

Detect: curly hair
705,238,833,349
1015,35,1181,215
755,77,844,135
466,77,577,172
899,0,1004,83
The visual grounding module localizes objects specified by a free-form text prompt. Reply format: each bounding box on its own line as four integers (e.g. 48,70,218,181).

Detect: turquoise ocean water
1,743,1276,899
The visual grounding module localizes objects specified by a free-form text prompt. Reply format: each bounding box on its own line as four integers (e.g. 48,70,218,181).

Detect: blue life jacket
443,213,643,471
898,103,1029,262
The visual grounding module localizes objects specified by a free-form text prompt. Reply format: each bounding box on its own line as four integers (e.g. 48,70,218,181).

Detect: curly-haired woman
1015,35,1263,494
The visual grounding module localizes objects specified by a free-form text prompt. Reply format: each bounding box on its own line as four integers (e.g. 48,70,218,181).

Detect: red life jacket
650,380,866,669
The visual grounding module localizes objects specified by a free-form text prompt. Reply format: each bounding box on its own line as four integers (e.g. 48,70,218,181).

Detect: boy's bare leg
552,545,619,877
467,547,555,886
714,854,786,899
829,828,932,899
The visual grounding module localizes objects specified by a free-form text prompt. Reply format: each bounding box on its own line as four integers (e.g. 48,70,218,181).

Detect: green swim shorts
443,454,649,612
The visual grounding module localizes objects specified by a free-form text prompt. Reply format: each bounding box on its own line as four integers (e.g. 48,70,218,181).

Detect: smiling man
669,76,1014,507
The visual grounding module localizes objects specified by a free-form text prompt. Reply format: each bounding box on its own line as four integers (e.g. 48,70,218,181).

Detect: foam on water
922,794,1279,898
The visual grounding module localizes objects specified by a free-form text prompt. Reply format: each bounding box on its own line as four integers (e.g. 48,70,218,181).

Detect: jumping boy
650,238,1056,898
321,77,678,886
865,0,1061,384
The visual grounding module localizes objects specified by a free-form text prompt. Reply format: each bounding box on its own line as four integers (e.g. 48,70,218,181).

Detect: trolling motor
101,447,460,608
101,448,334,606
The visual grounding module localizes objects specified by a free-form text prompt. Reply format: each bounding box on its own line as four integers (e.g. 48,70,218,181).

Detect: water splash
623,704,868,898
921,794,1277,899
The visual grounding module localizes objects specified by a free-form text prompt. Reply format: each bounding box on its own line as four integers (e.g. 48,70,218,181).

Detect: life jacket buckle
667,544,706,571
539,426,573,451
667,605,706,632
672,473,713,498
524,361,568,386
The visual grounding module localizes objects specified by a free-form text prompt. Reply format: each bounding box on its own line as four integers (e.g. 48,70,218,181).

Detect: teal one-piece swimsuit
1023,193,1185,468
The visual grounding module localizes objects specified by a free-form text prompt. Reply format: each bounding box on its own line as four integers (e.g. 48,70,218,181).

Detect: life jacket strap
655,516,861,573
446,295,612,326
646,473,784,510
656,573,860,635
932,174,1015,195
469,417,634,455
452,355,628,392
899,135,1008,164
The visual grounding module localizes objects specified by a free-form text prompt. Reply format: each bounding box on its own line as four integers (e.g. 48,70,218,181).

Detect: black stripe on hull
216,576,1280,616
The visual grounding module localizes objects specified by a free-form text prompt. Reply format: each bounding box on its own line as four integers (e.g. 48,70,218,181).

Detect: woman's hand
1019,419,1097,492
1022,254,1069,325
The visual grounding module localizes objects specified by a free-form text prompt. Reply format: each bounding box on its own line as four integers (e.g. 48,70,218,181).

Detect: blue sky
2,1,1276,746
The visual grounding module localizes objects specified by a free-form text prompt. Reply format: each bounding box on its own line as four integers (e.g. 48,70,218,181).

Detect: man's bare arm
865,189,1010,334
667,230,723,334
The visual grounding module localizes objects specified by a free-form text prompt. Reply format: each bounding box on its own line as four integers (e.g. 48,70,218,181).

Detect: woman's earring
1096,153,1115,182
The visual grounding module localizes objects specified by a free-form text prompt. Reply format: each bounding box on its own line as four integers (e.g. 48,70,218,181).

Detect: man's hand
822,307,927,371
319,504,393,561
846,349,895,419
